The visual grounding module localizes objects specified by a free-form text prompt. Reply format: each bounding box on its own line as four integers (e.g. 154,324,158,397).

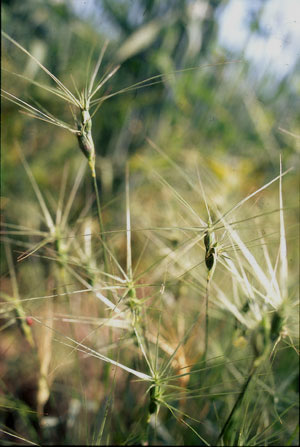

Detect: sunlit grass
1,31,299,446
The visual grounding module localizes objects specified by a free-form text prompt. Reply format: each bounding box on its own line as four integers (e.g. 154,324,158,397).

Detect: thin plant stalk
203,271,211,363
93,172,109,274
216,362,256,445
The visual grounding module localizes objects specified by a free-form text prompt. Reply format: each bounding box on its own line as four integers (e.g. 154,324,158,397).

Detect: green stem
203,273,211,363
216,363,256,445
91,165,115,390
92,172,109,274
93,174,104,235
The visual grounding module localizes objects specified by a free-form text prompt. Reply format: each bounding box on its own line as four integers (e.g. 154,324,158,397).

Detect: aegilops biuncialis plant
2,32,122,252
2,31,240,174
2,32,120,178
3,31,212,243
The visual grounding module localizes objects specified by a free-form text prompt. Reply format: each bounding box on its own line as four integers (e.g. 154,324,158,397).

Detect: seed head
205,247,216,271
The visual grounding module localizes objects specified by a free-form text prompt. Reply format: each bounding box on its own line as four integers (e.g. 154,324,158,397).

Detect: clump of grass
1,31,298,446
127,144,298,444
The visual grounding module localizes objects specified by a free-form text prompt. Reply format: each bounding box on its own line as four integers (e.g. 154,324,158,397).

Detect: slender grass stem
92,168,114,386
92,172,110,274
92,173,105,241
203,273,211,363
216,363,256,445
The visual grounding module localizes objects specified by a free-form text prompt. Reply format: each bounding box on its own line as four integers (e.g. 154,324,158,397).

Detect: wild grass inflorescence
1,32,299,446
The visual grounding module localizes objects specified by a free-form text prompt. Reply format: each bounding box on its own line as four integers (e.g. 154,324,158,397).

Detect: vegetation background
1,0,299,445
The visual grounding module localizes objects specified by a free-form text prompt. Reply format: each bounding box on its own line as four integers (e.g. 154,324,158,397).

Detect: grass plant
1,31,299,446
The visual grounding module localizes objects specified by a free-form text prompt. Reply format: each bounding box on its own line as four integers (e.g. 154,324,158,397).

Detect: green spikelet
77,109,96,177
205,247,215,271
